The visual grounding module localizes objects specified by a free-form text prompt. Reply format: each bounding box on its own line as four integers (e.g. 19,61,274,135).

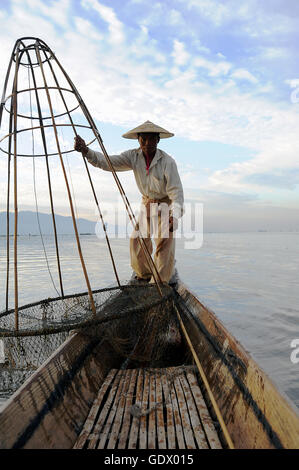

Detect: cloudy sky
0,0,299,232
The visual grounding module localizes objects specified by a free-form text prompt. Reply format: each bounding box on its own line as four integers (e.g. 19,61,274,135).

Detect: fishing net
0,283,185,403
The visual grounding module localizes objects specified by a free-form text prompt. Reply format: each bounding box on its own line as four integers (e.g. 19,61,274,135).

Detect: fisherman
74,120,184,285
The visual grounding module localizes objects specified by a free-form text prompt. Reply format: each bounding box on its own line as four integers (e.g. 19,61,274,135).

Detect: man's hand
169,216,178,232
74,135,88,155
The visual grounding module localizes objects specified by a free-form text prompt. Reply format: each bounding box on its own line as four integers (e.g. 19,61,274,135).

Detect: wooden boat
0,278,299,450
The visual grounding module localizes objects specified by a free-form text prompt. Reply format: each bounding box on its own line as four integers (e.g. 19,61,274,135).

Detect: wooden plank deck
73,366,222,449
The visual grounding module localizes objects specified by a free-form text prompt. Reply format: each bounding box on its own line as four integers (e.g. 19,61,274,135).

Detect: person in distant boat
74,120,184,285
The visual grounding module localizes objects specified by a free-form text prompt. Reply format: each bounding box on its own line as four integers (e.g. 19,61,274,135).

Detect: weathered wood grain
73,368,117,449
107,369,132,449
155,370,167,449
160,370,176,449
117,368,137,449
128,369,143,449
184,371,221,449
0,331,120,449
139,369,150,449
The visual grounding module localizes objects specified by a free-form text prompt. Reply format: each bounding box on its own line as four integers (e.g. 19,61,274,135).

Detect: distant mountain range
0,211,97,235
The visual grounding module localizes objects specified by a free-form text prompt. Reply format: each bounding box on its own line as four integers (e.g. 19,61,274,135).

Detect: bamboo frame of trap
0,37,164,331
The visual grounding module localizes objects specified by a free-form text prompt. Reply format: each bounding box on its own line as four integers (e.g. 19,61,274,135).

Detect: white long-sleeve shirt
86,147,184,218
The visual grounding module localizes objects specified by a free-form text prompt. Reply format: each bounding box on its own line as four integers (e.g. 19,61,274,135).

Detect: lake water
0,232,299,411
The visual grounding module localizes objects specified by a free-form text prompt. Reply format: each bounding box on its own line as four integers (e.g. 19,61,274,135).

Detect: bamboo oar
174,304,235,449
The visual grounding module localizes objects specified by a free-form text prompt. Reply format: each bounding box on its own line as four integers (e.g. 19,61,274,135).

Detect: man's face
138,133,160,156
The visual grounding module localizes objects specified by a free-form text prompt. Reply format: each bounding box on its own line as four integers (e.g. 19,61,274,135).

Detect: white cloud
128,25,166,64
231,68,258,84
192,39,210,54
171,40,190,67
73,17,103,41
182,0,230,26
285,79,299,89
181,0,297,38
258,46,290,60
25,0,70,28
168,9,184,26
194,55,231,76
81,0,124,44
205,135,299,195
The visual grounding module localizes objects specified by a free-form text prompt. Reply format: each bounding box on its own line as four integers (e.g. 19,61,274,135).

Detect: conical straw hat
122,120,174,139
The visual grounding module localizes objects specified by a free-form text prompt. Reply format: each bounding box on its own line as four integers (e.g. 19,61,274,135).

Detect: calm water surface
0,232,298,410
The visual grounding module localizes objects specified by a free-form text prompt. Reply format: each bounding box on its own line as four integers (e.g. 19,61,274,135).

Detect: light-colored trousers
130,197,175,283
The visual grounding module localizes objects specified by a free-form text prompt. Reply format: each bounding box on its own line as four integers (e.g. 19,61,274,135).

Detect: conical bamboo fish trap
0,37,166,319
0,38,175,400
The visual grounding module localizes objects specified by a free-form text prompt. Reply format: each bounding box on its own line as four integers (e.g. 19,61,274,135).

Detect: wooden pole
1,45,15,313
12,45,21,330
174,304,234,449
5,89,14,312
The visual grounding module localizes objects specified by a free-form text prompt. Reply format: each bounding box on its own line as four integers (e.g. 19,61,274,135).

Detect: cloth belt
141,195,171,217
142,195,171,205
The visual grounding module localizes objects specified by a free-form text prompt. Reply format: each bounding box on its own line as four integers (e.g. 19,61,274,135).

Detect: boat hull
0,330,122,449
